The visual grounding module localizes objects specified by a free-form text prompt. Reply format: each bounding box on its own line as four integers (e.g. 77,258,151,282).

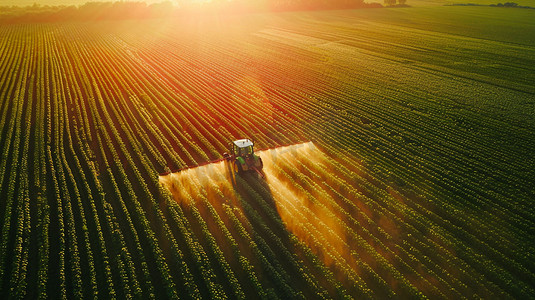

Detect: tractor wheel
234,161,243,174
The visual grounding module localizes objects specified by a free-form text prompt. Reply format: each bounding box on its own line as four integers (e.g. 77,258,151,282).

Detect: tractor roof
233,139,253,148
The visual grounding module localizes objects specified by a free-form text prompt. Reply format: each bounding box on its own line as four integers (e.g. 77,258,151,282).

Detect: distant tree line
0,2,174,23
448,2,533,8
0,0,383,24
490,1,534,7
383,0,408,7
490,2,521,6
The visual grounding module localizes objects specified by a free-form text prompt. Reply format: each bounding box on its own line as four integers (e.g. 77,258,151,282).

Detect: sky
0,0,179,7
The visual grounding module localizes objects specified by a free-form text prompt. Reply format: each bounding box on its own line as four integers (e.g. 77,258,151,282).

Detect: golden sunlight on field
261,143,353,264
159,142,361,282
158,142,317,207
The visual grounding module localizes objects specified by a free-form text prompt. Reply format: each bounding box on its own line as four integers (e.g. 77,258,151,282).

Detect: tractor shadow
159,159,321,298
159,142,372,298
226,171,330,298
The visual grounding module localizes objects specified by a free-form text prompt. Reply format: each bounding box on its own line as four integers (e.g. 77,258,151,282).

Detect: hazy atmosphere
0,0,533,298
0,0,175,6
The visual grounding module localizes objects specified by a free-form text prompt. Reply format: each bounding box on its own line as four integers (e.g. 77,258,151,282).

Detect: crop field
0,6,534,299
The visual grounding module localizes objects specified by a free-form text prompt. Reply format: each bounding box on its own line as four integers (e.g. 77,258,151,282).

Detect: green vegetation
0,4,533,299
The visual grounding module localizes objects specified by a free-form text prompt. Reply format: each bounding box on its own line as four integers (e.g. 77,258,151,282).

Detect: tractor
223,139,263,175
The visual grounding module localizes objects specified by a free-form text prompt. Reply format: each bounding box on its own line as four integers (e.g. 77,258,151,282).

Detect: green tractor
223,139,263,175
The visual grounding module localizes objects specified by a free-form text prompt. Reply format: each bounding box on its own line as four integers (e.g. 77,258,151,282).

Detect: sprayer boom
159,140,311,177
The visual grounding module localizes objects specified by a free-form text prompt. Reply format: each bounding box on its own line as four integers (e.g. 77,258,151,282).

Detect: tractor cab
224,139,263,174
232,139,254,157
